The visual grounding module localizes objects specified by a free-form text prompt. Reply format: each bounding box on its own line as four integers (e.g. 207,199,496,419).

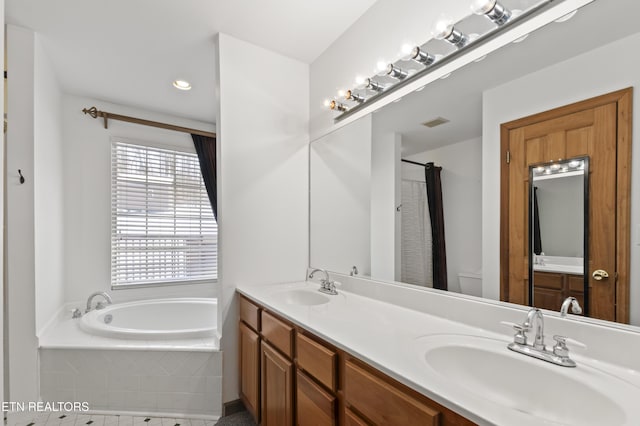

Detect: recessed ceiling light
173,80,192,91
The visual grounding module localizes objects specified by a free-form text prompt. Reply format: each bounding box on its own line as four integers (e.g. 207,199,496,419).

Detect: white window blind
111,140,217,287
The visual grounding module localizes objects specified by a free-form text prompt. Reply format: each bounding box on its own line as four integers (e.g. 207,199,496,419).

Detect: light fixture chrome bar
345,90,365,103
411,47,436,66
365,78,385,92
333,0,556,123
385,64,409,80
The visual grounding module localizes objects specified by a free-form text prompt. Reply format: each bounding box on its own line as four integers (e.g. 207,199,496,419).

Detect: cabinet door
261,341,293,426
239,322,260,422
297,370,336,426
344,360,440,426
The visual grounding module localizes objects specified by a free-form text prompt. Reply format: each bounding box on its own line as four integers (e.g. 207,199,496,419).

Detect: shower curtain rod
401,159,427,167
81,106,216,139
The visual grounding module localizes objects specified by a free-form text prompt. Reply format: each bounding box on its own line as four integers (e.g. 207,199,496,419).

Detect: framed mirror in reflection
309,0,640,327
528,157,589,316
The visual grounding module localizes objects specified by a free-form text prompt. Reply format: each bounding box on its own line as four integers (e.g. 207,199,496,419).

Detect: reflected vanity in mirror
310,0,639,327
528,157,589,315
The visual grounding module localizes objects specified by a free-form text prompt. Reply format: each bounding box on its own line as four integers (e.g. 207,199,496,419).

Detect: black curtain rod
401,159,427,167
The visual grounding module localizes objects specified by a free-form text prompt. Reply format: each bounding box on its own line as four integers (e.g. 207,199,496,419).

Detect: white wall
6,24,38,404
0,0,6,406
370,132,400,282
61,94,217,304
34,35,65,336
310,116,372,276
405,137,483,294
215,34,309,404
482,32,640,324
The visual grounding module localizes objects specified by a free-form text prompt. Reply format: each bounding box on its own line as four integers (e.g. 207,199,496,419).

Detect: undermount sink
280,289,330,306
416,334,640,426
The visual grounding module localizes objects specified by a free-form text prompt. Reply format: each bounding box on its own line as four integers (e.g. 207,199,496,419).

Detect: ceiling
5,0,378,124
371,0,640,156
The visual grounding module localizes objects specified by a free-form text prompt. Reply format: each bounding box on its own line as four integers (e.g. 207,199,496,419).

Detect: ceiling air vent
422,117,450,128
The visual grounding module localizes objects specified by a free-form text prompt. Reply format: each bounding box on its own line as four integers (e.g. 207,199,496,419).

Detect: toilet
458,272,483,297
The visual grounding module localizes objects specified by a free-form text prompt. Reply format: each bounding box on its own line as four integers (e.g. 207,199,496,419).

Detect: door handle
592,269,609,281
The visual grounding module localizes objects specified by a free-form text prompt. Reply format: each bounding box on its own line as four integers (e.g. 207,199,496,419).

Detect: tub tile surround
237,274,640,426
39,349,222,418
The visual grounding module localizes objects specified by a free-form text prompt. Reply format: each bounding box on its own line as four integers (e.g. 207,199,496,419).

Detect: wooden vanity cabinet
238,297,261,422
261,340,294,426
238,294,475,426
533,271,585,313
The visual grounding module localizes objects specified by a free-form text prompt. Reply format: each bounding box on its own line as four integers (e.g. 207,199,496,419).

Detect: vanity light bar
325,0,557,120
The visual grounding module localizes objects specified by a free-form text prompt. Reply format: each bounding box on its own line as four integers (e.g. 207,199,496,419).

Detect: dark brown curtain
425,162,447,290
192,134,217,220
533,186,542,255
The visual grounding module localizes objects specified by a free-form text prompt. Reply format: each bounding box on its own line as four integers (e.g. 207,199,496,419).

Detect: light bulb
376,60,388,73
337,89,346,98
432,20,469,48
355,75,366,86
401,43,414,57
173,80,192,91
471,0,497,15
323,99,331,108
432,20,454,40
471,0,512,26
568,160,580,168
345,90,365,104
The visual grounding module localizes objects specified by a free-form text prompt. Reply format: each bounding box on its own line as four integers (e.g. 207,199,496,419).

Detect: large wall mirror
310,0,640,327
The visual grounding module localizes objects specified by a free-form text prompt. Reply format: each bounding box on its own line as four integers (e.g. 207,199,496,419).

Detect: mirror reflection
529,157,588,315
309,0,640,327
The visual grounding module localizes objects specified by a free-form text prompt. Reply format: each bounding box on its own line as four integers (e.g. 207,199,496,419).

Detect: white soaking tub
79,297,217,340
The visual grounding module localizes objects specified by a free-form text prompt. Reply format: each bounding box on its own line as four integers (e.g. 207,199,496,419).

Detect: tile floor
5,413,218,426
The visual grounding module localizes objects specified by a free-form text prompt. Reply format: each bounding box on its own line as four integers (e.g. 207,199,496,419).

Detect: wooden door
239,322,260,422
261,341,293,426
501,88,632,322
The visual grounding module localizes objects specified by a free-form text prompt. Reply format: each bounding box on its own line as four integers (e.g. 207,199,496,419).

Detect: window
111,139,217,287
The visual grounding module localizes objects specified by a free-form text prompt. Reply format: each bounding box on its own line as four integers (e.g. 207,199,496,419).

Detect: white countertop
236,279,640,426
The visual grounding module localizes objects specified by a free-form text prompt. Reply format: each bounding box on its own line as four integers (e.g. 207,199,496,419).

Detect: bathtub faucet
85,291,113,313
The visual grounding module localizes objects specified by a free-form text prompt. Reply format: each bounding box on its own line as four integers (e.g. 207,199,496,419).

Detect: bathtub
79,297,217,340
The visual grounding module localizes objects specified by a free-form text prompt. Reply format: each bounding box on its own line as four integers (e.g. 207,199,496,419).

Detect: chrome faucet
85,291,113,313
504,307,585,367
560,297,582,317
525,308,545,350
308,268,338,295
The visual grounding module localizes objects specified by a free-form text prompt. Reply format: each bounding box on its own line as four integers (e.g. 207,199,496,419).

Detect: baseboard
222,399,246,417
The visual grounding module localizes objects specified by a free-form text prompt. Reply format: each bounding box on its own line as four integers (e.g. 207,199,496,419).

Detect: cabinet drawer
261,311,293,358
296,333,337,391
296,370,336,426
344,360,440,426
344,408,368,426
533,272,563,290
240,296,261,332
567,275,585,293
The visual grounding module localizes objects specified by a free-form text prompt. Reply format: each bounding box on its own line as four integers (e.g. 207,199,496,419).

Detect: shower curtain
401,180,433,287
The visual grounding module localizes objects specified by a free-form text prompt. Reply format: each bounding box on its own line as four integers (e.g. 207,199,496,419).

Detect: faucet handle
500,321,528,345
552,335,587,357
